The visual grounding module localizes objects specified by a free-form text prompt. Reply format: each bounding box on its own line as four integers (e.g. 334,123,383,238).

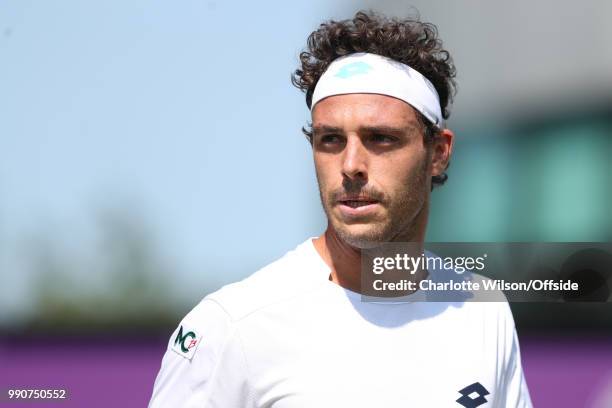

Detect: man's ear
431,128,454,177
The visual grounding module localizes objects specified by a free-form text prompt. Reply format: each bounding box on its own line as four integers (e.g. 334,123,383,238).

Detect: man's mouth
336,196,382,218
339,199,379,208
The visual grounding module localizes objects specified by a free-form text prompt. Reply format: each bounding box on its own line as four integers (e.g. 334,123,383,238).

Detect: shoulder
200,238,324,322
149,240,321,406
163,238,322,355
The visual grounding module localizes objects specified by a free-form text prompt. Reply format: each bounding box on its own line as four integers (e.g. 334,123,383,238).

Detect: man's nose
341,136,368,181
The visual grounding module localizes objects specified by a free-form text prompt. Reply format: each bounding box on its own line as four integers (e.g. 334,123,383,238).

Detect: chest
239,304,502,407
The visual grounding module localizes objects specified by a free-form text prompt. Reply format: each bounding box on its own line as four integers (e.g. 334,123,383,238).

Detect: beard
316,159,430,249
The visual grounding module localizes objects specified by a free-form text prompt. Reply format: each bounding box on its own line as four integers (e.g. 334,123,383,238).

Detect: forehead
311,93,419,127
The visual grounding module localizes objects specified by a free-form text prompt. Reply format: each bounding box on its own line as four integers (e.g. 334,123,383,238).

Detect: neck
313,204,429,294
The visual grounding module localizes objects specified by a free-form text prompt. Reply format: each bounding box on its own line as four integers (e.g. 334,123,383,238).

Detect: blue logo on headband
334,61,372,78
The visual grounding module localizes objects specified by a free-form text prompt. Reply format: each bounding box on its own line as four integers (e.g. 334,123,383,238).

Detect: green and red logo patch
171,324,202,360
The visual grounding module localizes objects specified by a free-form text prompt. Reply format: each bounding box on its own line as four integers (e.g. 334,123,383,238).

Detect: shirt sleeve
497,302,534,408
148,298,252,408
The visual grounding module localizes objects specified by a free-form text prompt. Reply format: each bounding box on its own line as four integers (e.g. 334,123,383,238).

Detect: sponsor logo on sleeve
171,325,202,360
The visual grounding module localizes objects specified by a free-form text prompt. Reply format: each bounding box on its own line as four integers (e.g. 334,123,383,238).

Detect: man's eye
370,134,397,143
320,134,342,144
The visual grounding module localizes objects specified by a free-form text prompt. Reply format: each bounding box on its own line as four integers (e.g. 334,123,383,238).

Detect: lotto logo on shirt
456,382,490,407
171,324,202,360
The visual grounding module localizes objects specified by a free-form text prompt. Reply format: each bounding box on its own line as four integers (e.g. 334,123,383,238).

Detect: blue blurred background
1,0,611,406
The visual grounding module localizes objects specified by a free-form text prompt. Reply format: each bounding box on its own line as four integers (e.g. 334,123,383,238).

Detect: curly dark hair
292,10,457,188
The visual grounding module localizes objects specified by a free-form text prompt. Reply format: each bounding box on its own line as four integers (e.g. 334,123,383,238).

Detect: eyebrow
311,123,421,137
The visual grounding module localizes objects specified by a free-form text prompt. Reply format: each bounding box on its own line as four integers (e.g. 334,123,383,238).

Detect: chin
334,223,391,249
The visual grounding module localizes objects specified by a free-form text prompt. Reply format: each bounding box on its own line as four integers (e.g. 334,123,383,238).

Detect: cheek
374,151,428,191
313,155,337,187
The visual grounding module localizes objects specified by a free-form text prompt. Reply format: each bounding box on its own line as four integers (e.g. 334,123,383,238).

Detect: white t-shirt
149,238,533,407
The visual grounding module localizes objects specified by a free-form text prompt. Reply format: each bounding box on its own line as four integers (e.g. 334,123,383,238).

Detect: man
149,10,532,407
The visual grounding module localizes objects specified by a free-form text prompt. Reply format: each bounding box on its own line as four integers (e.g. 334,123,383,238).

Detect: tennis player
149,10,532,407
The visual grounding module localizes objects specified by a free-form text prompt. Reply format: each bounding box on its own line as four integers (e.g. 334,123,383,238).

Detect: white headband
310,52,443,127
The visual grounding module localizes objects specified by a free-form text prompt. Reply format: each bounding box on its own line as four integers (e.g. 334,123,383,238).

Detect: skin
310,93,454,294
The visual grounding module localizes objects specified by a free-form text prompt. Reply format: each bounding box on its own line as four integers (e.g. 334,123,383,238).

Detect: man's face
312,93,441,249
